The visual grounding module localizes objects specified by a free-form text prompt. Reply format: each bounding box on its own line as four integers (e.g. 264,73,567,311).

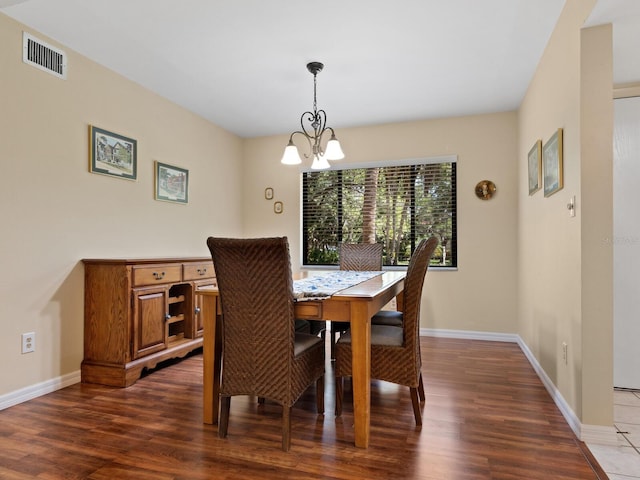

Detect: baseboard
515,337,583,437
421,327,519,343
0,370,81,411
422,328,618,445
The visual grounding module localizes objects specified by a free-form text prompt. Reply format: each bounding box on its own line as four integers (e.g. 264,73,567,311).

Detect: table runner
293,270,383,301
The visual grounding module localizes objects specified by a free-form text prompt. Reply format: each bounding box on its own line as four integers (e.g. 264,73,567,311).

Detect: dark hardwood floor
0,337,606,479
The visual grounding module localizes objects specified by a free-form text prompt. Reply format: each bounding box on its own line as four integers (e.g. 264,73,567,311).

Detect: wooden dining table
196,269,406,448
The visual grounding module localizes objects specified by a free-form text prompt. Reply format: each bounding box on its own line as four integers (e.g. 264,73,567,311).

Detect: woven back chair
326,243,384,357
334,237,438,425
339,243,383,271
206,236,325,451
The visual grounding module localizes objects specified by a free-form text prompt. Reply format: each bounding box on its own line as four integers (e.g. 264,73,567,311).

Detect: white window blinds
302,157,457,267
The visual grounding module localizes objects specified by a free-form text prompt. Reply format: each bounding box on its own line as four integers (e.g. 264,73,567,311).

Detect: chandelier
281,62,344,170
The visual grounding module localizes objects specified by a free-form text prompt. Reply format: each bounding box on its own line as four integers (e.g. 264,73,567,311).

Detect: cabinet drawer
183,262,214,280
133,265,182,286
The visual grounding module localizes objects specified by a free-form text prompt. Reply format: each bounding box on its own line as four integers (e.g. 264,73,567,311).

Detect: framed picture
543,128,563,197
89,125,137,180
528,140,542,195
155,161,189,204
274,201,283,214
265,187,274,200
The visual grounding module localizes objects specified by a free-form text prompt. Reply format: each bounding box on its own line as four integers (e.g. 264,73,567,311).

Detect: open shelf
166,313,185,325
168,295,186,304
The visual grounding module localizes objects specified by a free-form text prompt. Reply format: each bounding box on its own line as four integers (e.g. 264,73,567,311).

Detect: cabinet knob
153,271,166,280
194,306,201,314
165,313,171,321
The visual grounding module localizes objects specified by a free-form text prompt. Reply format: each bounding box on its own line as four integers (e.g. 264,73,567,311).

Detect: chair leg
335,376,343,416
218,396,231,438
282,406,292,452
316,376,325,414
409,387,422,426
418,373,425,402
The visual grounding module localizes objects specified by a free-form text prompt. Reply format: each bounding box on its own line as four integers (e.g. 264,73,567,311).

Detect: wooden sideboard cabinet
81,257,216,387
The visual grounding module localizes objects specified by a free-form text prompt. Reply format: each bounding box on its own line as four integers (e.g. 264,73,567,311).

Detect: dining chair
334,236,438,425
338,242,384,271
206,236,325,451
326,242,384,357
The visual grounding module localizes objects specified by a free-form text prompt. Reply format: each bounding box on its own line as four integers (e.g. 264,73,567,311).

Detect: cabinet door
132,286,169,359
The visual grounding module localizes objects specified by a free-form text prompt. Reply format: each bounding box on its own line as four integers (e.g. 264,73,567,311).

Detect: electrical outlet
562,342,568,365
21,332,35,354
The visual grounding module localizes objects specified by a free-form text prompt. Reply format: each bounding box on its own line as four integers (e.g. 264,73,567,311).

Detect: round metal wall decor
475,180,496,200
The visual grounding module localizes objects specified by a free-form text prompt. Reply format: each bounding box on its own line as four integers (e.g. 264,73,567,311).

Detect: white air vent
22,32,67,79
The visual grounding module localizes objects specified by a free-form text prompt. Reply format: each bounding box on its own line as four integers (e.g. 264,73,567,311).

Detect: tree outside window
302,160,456,267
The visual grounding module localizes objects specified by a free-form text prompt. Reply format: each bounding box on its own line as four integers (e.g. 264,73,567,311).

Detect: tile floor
588,389,640,479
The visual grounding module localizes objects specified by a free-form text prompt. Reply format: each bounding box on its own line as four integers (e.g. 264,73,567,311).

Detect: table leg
202,294,220,425
349,300,371,448
396,292,404,312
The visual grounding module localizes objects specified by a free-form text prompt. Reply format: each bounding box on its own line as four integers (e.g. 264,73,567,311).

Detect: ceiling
1,0,638,138
585,0,640,85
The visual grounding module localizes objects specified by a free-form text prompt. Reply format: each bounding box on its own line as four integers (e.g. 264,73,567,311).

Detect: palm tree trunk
362,168,378,244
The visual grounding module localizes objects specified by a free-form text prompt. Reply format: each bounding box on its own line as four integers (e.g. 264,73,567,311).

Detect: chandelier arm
317,125,335,143
300,110,317,139
315,110,327,138
289,130,314,159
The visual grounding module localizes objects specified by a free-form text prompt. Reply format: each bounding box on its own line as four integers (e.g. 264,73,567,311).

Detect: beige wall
243,112,520,334
0,13,244,396
517,0,613,428
580,23,613,426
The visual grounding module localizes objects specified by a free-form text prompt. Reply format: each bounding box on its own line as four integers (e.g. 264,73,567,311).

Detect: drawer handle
194,306,201,315
197,268,207,275
153,271,166,280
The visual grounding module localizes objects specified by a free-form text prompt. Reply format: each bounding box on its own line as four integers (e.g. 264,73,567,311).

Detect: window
302,156,457,267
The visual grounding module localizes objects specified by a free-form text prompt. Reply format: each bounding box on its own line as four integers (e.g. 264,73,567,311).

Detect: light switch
567,196,575,217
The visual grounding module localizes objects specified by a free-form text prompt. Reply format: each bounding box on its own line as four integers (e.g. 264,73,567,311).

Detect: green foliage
303,162,456,267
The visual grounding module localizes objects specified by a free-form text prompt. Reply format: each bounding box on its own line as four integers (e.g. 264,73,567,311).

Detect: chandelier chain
313,72,318,115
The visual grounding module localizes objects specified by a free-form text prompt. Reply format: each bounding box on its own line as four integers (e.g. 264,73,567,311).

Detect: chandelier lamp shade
281,62,345,170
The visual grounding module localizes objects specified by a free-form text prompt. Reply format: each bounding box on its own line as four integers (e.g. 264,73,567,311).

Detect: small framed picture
265,187,274,200
89,125,137,180
528,140,542,195
543,128,563,197
155,161,189,204
274,201,283,214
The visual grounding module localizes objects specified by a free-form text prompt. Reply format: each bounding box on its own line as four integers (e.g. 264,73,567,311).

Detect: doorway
614,95,640,389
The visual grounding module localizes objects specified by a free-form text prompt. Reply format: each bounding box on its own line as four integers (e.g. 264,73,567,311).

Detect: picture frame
274,201,283,214
265,187,274,200
89,125,137,180
543,128,563,197
528,139,542,195
155,161,189,204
